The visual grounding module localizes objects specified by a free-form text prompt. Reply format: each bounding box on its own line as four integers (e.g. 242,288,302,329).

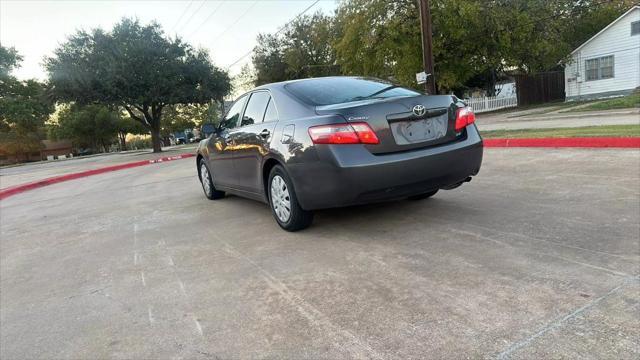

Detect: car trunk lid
315,95,459,154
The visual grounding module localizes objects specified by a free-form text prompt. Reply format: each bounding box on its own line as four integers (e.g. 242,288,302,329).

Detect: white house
565,6,640,101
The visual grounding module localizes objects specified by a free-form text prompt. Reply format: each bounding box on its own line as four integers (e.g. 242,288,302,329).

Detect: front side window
585,55,614,81
241,91,271,126
220,96,248,130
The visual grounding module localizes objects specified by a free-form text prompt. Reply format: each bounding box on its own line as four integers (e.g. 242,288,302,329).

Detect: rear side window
241,91,271,126
220,96,248,129
285,77,420,106
263,98,278,122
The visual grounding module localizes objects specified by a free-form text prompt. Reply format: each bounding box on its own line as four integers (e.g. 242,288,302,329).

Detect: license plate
390,115,447,145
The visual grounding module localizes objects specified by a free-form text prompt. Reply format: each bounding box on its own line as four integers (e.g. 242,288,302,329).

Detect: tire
268,165,314,231
199,159,225,200
408,189,438,201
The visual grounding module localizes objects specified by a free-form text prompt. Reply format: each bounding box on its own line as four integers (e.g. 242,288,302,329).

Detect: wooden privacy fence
464,95,518,113
514,71,565,106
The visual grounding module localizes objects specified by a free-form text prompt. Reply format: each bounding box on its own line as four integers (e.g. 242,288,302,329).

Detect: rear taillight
308,122,379,144
455,107,476,132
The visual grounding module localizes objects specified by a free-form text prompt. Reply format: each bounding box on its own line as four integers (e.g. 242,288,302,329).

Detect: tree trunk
151,124,162,153
119,133,126,151
487,69,497,97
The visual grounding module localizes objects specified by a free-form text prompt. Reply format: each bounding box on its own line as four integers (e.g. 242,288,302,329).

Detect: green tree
0,46,53,161
333,0,637,94
333,0,424,88
333,0,503,93
253,12,339,85
0,46,22,77
232,64,258,95
253,34,288,85
560,0,637,56
161,105,198,138
116,114,148,151
282,12,339,79
50,104,119,152
251,0,634,95
45,18,231,152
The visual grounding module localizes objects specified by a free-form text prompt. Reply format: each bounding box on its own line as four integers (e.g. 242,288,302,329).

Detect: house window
632,21,640,35
585,55,614,81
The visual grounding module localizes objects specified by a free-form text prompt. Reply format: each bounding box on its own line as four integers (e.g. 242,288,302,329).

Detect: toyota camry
196,77,483,231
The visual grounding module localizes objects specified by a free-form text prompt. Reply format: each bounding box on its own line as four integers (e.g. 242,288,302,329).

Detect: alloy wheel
270,175,291,222
200,163,212,197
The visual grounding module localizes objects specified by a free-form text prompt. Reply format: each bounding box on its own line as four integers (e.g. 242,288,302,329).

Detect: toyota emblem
413,104,426,117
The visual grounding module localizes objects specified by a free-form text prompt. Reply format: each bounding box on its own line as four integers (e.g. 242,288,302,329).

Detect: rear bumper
287,125,483,210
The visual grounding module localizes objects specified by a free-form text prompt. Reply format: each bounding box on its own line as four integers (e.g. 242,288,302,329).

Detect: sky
0,0,338,80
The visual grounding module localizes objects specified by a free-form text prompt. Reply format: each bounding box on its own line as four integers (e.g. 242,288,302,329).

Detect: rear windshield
285,77,420,106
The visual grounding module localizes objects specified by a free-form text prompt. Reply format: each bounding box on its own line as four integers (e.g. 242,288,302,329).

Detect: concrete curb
484,137,640,148
2,138,638,200
0,153,195,200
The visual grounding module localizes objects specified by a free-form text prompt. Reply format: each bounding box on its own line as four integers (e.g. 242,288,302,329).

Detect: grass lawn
503,99,602,117
576,93,640,111
481,124,640,139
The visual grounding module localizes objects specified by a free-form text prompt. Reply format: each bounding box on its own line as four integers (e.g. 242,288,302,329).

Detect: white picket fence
464,95,518,113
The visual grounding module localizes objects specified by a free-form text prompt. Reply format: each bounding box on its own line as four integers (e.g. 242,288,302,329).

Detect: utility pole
418,0,436,94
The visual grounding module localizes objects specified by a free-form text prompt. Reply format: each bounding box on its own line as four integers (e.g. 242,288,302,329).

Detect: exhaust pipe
442,176,472,190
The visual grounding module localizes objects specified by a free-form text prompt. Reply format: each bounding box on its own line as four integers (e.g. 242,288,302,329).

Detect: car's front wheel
199,159,225,200
268,165,313,231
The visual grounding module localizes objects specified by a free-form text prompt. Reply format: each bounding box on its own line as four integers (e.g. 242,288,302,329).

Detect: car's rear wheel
268,165,313,231
199,159,225,200
408,189,438,201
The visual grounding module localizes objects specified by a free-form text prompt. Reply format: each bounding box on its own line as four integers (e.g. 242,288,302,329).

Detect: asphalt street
1,148,639,359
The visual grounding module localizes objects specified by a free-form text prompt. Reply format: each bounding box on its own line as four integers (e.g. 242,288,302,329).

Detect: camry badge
413,105,426,117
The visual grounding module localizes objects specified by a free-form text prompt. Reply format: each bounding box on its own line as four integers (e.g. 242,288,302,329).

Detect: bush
127,137,153,150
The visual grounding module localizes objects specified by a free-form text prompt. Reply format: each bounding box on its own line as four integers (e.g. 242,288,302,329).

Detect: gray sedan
196,77,483,231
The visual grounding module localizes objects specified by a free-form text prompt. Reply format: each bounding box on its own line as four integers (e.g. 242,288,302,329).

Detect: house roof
571,5,640,54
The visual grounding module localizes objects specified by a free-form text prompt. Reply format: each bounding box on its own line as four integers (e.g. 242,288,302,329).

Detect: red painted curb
484,137,640,148
0,153,195,200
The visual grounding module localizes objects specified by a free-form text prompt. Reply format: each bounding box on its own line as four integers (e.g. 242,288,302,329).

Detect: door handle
259,129,271,138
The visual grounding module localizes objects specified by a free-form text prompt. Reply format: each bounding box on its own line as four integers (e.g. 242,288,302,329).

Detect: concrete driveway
1,149,638,359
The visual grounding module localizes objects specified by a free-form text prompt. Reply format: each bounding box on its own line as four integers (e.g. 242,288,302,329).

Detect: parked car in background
201,123,216,138
174,131,188,145
196,77,483,231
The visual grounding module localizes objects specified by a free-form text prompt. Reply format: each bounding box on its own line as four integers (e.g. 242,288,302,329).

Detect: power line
224,0,321,69
272,0,321,37
171,0,195,33
177,0,208,34
187,0,227,38
225,49,255,69
212,0,260,43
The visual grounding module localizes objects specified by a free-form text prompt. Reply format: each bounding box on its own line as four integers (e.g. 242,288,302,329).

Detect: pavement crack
495,277,638,359
448,228,631,277
220,241,384,360
433,215,639,261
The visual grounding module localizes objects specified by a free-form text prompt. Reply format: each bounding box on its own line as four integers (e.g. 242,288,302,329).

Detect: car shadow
219,193,447,234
